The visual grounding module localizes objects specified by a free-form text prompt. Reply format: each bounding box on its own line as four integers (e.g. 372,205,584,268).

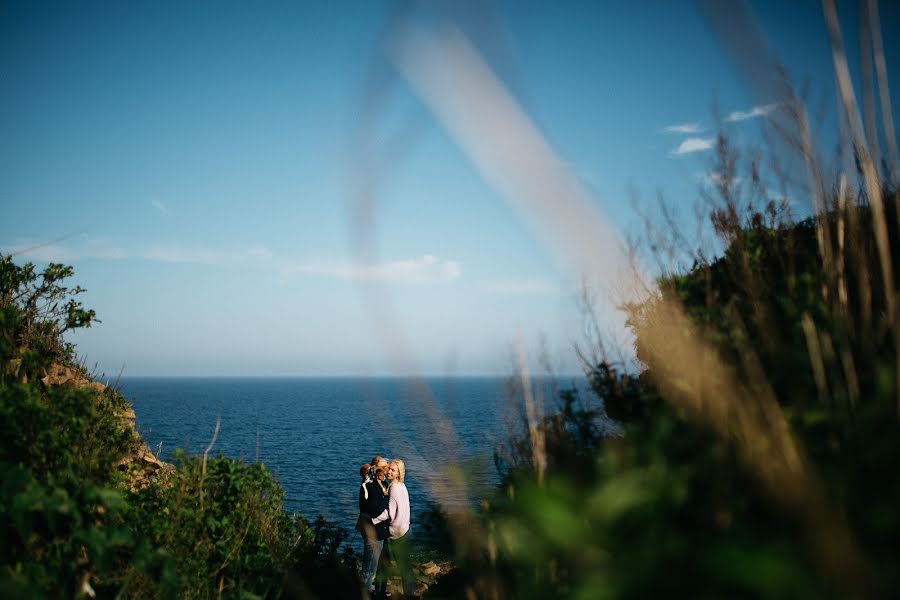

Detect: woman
357,455,391,596
373,459,413,598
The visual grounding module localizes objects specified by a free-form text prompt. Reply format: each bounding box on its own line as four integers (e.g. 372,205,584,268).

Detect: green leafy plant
1,255,361,598
0,254,157,597
0,256,97,369
429,148,900,598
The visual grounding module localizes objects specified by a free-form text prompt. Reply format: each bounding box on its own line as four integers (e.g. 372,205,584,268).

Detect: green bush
0,255,361,598
0,381,137,487
126,451,314,599
0,255,150,597
0,256,97,369
437,176,900,597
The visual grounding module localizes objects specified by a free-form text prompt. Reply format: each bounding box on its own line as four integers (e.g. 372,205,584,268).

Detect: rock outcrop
40,363,107,392
113,401,171,492
40,362,171,492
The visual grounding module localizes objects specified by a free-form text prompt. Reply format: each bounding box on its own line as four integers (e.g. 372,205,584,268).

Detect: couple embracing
356,456,414,598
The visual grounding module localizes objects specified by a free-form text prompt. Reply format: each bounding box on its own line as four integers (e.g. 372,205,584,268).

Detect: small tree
0,255,97,373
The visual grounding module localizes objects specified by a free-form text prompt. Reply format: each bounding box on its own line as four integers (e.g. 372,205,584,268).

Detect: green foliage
284,514,361,599
0,254,149,597
496,386,611,488
478,387,835,598
0,255,361,599
125,451,296,598
0,461,172,600
622,190,900,593
0,255,97,368
437,185,900,597
123,451,359,599
0,381,137,485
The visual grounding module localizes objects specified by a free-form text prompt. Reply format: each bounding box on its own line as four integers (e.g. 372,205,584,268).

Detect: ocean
118,376,587,538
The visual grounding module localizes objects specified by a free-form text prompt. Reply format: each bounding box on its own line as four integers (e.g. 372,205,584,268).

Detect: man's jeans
360,534,384,592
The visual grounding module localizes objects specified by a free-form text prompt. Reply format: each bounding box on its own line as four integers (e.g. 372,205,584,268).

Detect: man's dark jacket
357,480,391,541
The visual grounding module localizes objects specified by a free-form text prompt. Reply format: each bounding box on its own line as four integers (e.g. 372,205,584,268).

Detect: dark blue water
118,376,586,535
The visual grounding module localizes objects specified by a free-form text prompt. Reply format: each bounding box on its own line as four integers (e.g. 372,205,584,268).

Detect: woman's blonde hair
390,459,405,483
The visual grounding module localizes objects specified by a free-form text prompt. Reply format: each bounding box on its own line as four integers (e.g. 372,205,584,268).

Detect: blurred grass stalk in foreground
350,1,898,597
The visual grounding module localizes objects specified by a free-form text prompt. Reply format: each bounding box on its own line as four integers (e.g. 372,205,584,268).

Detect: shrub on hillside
0,256,96,371
0,256,168,597
0,256,361,598
124,451,359,599
437,177,900,597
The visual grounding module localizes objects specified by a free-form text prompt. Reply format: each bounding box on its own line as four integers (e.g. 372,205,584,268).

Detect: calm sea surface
118,376,585,537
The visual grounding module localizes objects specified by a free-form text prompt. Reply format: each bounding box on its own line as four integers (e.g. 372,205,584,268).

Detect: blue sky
2,1,898,376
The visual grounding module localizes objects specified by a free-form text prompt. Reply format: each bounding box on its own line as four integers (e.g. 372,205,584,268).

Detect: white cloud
766,188,792,203
151,199,170,216
6,239,459,288
670,137,715,156
7,242,75,262
5,237,271,266
482,279,558,295
574,168,602,188
246,245,273,260
6,235,127,262
143,245,223,264
561,159,602,188
142,244,273,265
699,171,743,186
725,103,777,122
662,122,704,134
288,254,461,284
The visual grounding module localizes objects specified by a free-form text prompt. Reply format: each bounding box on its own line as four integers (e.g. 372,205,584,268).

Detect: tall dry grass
347,1,900,598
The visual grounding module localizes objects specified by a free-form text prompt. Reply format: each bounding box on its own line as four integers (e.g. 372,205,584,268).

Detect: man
357,455,391,596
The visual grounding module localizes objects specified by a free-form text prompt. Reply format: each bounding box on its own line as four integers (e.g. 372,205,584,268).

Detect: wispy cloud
561,159,602,189
288,254,461,284
725,103,777,122
4,236,271,266
246,245,273,260
766,188,792,203
6,234,126,262
5,238,458,287
574,168,602,188
143,245,227,265
662,122,704,134
697,171,743,186
670,137,715,156
7,242,76,263
482,278,558,295
142,243,273,265
151,199,170,216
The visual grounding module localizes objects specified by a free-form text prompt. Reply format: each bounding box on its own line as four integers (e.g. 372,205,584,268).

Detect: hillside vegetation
0,256,358,599
428,171,900,598
4,177,900,599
